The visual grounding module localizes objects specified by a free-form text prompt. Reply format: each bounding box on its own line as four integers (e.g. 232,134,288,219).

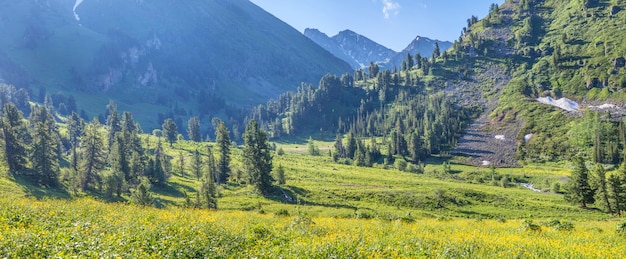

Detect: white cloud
382,0,401,19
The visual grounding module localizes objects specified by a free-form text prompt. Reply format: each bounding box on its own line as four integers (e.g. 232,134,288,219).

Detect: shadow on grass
12,174,71,200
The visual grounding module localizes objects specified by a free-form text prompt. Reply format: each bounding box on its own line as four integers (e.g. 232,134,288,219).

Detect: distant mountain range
304,28,452,69
0,0,351,126
304,29,396,69
386,36,453,69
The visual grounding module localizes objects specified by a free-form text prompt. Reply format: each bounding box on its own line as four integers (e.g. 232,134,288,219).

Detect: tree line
0,100,276,208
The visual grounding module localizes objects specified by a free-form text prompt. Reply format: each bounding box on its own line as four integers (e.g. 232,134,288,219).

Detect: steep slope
386,36,453,68
304,28,396,69
447,0,626,165
0,0,351,127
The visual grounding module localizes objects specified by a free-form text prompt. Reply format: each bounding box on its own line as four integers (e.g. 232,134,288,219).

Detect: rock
586,78,602,89
615,57,625,69
610,5,620,15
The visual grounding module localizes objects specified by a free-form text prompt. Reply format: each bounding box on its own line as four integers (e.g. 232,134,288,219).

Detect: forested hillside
0,0,351,129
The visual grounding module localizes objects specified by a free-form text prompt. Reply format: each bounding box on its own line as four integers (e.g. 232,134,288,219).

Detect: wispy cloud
381,0,401,19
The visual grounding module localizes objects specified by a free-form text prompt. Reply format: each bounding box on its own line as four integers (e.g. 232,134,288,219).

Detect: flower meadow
1,197,624,258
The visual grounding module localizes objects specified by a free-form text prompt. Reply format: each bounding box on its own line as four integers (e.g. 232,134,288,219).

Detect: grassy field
1,138,625,257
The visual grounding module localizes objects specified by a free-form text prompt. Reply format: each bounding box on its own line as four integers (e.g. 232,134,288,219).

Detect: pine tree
107,109,121,148
215,121,231,184
607,164,626,215
242,120,274,195
149,139,168,186
162,118,178,147
345,132,357,159
275,164,286,185
200,169,217,209
187,116,201,142
591,164,612,213
177,151,185,177
1,103,28,174
206,146,218,183
30,120,59,187
334,133,345,159
67,112,84,172
565,156,595,208
191,148,203,180
80,118,107,191
109,133,130,181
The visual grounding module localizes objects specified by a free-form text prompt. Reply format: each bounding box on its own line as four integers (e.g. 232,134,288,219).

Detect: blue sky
249,0,505,51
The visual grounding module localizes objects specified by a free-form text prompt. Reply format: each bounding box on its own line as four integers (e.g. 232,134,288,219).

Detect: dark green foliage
205,146,217,183
191,149,203,180
80,118,107,191
130,177,155,206
591,164,612,213
146,139,168,186
187,117,201,142
307,137,321,156
215,121,231,184
1,103,28,174
242,120,273,195
29,106,60,187
275,164,286,185
565,156,595,208
162,118,178,147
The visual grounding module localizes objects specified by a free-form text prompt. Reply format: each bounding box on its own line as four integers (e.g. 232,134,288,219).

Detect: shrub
395,159,408,172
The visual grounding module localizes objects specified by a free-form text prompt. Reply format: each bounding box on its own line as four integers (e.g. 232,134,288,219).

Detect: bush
551,182,562,193
395,159,408,172
274,208,290,217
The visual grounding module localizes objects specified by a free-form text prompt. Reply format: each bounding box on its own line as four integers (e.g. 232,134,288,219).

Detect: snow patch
524,134,534,142
516,183,542,192
73,0,84,21
495,135,505,140
482,160,491,166
536,96,579,112
589,104,620,110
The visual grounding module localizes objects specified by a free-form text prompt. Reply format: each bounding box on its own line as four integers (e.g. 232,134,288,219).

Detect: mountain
304,28,396,69
386,36,453,68
0,0,351,127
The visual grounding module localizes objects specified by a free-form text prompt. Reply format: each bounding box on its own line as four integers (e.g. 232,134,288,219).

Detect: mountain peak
304,29,396,69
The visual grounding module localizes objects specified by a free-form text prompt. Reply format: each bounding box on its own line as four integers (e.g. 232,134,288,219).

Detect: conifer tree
67,112,84,172
30,120,59,187
187,116,201,142
191,148,203,180
200,169,217,209
215,121,231,184
206,146,217,183
591,164,612,213
565,156,595,208
162,118,178,147
333,133,345,159
1,103,28,174
80,118,107,191
242,120,273,195
275,164,286,185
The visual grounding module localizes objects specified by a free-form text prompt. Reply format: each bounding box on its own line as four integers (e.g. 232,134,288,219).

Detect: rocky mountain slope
304,28,396,69
386,36,452,69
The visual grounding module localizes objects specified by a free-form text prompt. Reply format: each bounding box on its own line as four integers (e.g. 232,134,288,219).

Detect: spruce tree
206,146,217,183
191,148,203,180
162,118,178,147
80,118,107,191
30,120,59,187
215,121,231,184
591,164,612,213
242,120,273,195
187,116,201,142
333,133,345,159
565,156,595,208
1,103,28,174
200,169,217,209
